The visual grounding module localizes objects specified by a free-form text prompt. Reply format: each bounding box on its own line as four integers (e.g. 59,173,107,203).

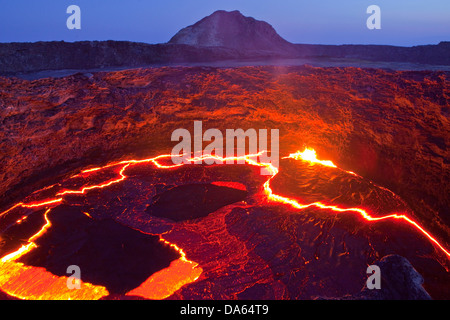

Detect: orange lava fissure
0,148,448,300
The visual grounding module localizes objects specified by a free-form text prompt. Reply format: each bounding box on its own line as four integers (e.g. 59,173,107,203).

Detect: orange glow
127,258,202,299
187,151,450,258
159,236,190,262
0,207,201,300
82,211,93,219
211,181,247,191
56,154,183,196
16,216,28,224
0,261,109,300
0,147,448,300
126,236,203,299
270,150,450,258
284,147,337,168
22,198,64,209
0,209,109,299
264,180,450,257
0,198,63,218
2,149,449,259
56,163,131,196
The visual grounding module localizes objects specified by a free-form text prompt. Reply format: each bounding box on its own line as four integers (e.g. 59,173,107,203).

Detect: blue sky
0,0,449,46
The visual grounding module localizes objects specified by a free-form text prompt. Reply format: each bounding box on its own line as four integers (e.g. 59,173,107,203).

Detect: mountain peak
212,9,242,15
168,10,294,53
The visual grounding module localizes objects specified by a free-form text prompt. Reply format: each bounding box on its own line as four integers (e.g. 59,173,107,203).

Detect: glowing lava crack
0,148,449,300
0,209,109,300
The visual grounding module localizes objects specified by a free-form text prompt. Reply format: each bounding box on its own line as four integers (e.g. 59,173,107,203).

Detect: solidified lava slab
146,183,248,221
0,209,47,258
17,205,181,294
270,159,410,216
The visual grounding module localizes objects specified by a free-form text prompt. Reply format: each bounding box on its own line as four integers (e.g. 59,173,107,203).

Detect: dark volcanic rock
0,208,47,257
146,183,248,221
295,41,450,66
361,255,432,300
0,41,244,75
322,255,432,300
18,205,181,294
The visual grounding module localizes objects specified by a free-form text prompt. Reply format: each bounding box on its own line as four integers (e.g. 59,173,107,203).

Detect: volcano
0,66,449,300
0,9,449,301
169,10,295,54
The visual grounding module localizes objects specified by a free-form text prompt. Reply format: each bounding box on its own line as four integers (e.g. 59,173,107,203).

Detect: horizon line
1,39,448,48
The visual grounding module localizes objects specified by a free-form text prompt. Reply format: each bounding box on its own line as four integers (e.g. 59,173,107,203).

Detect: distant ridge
0,10,449,76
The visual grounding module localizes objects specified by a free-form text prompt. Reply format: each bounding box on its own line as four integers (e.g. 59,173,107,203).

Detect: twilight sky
0,0,449,46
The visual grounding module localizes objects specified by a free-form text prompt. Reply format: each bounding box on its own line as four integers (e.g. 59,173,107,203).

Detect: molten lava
284,148,337,168
126,237,202,299
0,147,448,300
0,209,109,299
